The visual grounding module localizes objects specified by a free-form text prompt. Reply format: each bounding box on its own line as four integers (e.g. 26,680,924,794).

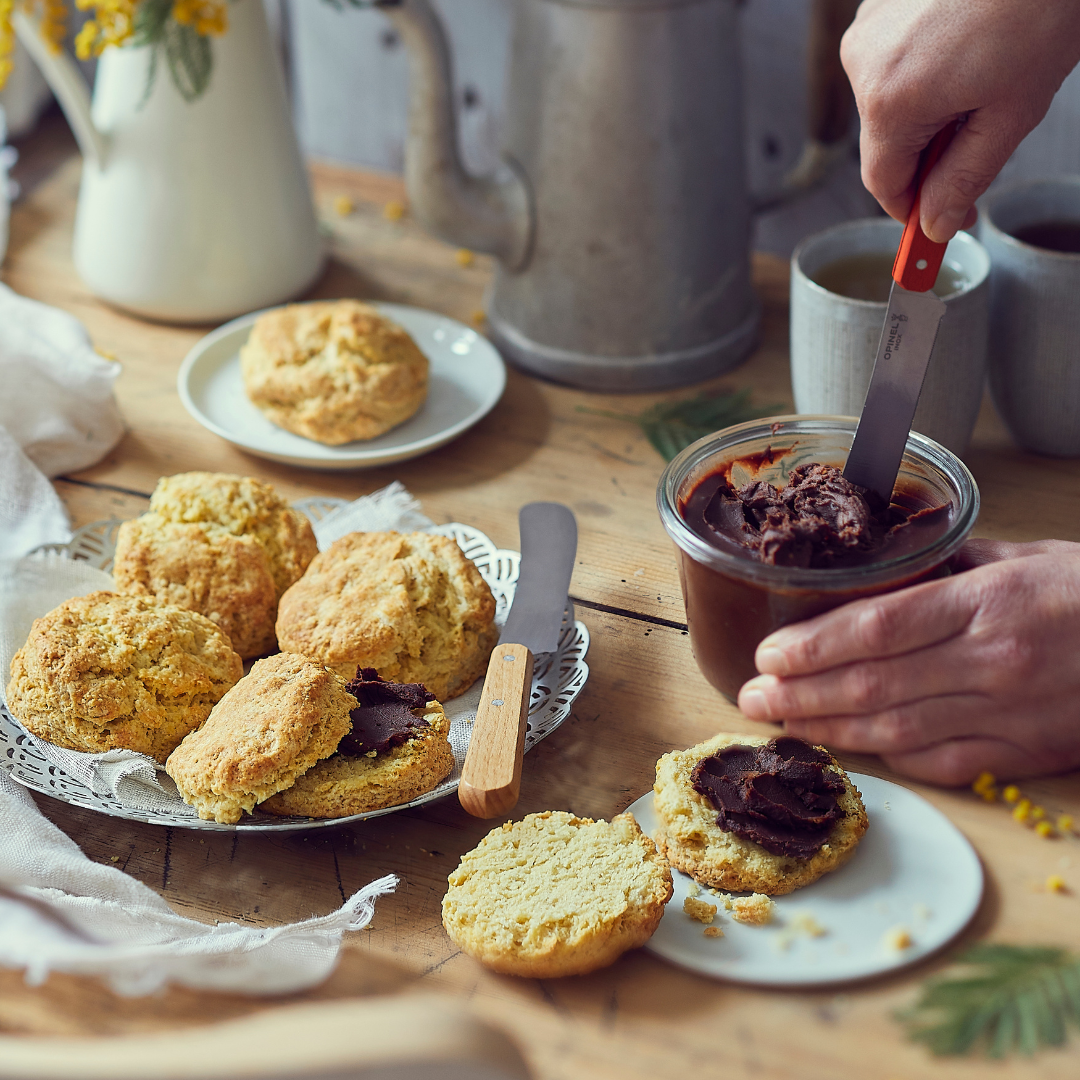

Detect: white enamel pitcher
14,0,323,323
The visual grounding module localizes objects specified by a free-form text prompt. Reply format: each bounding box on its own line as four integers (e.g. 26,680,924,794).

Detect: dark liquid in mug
1009,220,1080,253
811,252,967,302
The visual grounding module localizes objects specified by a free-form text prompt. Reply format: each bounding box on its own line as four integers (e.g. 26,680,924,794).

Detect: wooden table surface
3,133,1080,1079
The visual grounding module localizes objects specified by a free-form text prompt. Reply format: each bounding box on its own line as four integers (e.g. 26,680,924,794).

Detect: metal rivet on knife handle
459,643,534,819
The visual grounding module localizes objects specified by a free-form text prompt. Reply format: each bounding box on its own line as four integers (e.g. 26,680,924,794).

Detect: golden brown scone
653,732,868,896
442,811,673,978
276,531,498,701
113,472,317,658
165,653,355,824
239,300,429,445
5,591,241,763
260,698,453,818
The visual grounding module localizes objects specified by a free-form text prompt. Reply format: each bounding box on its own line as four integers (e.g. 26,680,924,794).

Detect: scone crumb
884,926,913,951
685,879,700,897
730,894,775,926
683,896,718,924
792,913,827,938
703,926,724,938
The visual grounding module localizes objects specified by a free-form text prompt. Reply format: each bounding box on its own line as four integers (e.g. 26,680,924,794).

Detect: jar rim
656,415,980,590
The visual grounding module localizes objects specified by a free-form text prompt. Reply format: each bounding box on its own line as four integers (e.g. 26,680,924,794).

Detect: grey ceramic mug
790,218,990,456
980,178,1080,457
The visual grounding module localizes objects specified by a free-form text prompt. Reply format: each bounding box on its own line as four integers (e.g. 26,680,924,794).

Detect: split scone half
113,472,318,659
165,652,354,823
260,668,454,818
276,530,498,701
653,732,868,896
442,811,673,978
6,591,241,763
239,300,429,445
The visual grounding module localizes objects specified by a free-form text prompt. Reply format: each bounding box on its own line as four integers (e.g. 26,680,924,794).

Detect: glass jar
656,416,980,700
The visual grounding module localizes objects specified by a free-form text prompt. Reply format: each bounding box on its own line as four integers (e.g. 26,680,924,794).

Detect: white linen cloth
0,281,125,559
0,769,397,995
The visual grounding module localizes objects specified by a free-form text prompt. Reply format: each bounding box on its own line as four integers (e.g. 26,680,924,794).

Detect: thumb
918,109,1029,242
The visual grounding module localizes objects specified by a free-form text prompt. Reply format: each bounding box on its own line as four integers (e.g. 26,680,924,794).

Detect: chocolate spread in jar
682,461,951,569
339,668,436,756
671,446,962,701
690,736,846,859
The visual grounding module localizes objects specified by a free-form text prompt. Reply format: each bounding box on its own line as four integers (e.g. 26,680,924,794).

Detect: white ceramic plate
177,303,507,470
629,773,983,986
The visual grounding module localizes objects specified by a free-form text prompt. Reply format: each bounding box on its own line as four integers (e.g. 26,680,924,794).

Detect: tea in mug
811,252,967,302
1009,220,1080,253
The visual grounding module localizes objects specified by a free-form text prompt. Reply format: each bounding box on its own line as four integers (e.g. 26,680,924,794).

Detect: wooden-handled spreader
458,502,577,819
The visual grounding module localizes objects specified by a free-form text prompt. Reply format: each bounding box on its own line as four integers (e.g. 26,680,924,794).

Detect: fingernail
738,676,777,719
739,689,768,717
925,207,967,244
755,644,789,676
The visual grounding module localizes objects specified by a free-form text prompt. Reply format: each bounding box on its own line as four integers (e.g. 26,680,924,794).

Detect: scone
653,732,868,896
113,472,318,658
239,300,429,445
5,591,242,763
165,653,355,824
261,668,454,818
276,531,498,701
442,811,674,978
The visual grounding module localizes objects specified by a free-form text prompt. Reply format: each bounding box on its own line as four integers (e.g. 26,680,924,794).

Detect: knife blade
844,123,959,503
458,502,577,819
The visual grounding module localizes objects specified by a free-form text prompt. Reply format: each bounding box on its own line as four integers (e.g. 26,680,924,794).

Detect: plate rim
176,301,507,468
629,774,984,988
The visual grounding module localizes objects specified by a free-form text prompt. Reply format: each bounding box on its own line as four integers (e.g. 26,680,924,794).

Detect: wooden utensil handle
458,643,534,819
892,123,960,292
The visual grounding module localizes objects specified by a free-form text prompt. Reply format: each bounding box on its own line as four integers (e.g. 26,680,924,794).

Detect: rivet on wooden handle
458,643,534,819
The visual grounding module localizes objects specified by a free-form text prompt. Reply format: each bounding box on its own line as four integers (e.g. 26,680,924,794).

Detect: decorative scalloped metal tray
0,501,590,831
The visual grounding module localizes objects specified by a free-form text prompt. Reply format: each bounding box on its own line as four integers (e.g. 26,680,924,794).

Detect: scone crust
275,531,498,701
653,732,868,896
260,699,453,818
239,300,429,445
165,652,355,824
114,519,278,658
113,472,317,658
442,811,674,978
5,591,242,763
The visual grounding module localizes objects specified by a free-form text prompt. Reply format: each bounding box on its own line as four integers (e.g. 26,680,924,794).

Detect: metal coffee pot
383,0,855,391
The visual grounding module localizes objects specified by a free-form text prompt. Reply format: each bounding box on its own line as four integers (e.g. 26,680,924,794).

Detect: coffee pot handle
751,0,860,213
12,10,108,168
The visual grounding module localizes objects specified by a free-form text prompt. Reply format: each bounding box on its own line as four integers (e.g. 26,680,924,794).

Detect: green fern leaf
902,945,1080,1058
577,388,785,462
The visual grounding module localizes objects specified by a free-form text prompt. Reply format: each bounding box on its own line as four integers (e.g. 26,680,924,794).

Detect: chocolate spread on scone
338,668,437,756
690,736,846,859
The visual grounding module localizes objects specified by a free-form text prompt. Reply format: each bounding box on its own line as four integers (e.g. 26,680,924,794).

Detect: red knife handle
892,124,958,292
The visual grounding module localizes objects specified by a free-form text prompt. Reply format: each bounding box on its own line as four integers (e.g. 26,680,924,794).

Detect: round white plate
629,773,983,986
177,303,507,470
